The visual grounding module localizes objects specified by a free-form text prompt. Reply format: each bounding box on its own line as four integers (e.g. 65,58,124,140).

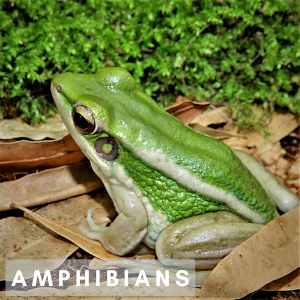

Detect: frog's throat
128,144,266,224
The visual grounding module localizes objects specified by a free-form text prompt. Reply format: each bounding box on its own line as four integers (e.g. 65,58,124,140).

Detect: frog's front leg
155,211,263,269
78,182,148,256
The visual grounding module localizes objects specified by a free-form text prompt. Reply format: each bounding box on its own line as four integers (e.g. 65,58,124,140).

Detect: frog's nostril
56,85,62,93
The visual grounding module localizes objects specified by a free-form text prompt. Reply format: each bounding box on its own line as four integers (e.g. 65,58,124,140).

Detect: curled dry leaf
166,97,211,124
0,161,103,212
0,114,68,140
266,112,299,143
190,123,242,140
0,134,85,172
190,107,230,127
199,206,300,299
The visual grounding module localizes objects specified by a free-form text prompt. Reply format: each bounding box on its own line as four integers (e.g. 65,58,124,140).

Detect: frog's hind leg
155,211,263,270
233,149,299,212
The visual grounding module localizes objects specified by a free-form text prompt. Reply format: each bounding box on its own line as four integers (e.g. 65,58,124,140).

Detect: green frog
51,67,299,270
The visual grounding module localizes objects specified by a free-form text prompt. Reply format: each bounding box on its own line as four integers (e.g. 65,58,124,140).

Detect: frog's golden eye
94,137,118,161
72,105,96,134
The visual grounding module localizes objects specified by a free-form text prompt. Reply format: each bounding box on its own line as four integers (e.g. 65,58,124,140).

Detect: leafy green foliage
1,0,299,126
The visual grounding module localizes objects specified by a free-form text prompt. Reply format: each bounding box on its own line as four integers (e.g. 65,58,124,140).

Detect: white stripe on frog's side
91,161,171,248
128,145,266,224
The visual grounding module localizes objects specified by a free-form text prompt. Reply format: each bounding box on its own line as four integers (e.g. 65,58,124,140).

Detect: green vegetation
1,0,299,126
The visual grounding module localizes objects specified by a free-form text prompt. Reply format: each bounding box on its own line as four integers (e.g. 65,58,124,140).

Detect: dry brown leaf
223,136,250,149
166,98,211,124
190,123,242,140
35,193,115,229
0,114,68,140
244,132,284,165
245,113,299,147
257,141,284,165
199,206,300,299
267,112,299,143
11,203,123,261
0,161,103,212
245,131,265,148
224,123,297,190
222,126,251,150
191,107,230,127
0,134,85,172
0,217,78,281
0,135,79,161
1,193,115,281
0,151,85,173
274,157,291,180
286,179,300,195
243,113,299,147
262,268,300,291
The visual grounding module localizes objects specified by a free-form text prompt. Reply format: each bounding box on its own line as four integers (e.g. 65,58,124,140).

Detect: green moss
1,0,299,125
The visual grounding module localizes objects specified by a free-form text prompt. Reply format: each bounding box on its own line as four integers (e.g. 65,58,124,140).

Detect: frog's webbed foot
98,258,211,287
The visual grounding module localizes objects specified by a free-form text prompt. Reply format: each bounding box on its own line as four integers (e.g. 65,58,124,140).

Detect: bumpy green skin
53,67,278,223
117,147,230,222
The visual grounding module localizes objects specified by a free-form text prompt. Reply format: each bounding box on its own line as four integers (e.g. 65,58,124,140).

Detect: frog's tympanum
51,67,299,271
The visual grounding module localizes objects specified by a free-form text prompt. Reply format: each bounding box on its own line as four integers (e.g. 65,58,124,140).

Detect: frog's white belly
90,161,171,248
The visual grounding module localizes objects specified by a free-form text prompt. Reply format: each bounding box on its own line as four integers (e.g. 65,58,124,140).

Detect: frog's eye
72,105,96,134
94,137,118,161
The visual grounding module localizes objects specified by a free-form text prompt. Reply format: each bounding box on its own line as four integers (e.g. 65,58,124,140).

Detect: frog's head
50,67,167,178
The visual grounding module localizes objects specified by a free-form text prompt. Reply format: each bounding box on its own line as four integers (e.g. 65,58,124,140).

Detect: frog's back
98,69,278,224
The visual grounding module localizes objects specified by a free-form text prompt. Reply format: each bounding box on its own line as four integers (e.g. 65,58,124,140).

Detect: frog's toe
77,223,106,240
86,208,106,232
